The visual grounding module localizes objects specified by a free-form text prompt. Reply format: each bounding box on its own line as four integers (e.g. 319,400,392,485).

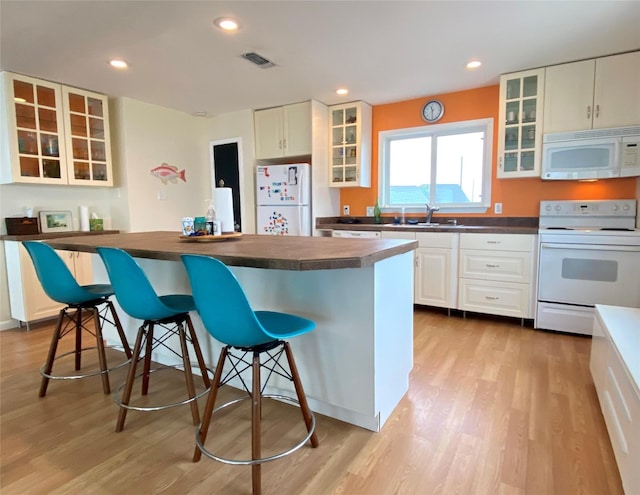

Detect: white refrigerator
256,163,311,236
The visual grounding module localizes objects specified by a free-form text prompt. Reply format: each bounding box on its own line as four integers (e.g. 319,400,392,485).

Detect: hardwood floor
0,308,623,494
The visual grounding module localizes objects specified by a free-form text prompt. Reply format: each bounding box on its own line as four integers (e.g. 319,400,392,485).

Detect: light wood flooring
0,308,623,495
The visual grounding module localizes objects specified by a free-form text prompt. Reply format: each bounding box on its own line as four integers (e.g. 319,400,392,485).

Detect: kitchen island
47,231,417,432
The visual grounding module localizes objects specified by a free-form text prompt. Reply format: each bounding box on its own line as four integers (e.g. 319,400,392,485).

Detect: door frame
209,137,244,232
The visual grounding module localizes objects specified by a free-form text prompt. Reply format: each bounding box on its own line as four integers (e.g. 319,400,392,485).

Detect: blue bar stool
22,241,132,397
96,247,211,432
181,254,319,495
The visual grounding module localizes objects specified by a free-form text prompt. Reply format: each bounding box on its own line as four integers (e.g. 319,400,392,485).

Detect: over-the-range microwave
541,126,640,180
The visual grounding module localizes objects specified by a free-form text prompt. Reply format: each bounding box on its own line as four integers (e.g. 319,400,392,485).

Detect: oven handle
540,243,640,252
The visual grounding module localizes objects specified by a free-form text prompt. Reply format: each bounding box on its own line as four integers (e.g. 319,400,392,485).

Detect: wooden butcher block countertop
46,231,417,271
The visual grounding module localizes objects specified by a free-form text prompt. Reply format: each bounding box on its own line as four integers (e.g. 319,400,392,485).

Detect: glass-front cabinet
1,72,113,186
329,101,372,187
62,87,111,184
497,68,545,178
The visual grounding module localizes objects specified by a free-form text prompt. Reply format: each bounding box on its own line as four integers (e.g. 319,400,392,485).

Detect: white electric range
536,199,640,335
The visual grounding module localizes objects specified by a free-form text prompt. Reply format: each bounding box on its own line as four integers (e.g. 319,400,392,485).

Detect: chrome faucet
425,203,440,224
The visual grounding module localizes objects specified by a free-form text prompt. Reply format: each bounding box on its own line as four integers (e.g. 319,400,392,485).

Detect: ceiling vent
241,52,275,69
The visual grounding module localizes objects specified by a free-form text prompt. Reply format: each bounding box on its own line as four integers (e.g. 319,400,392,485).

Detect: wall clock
422,100,444,123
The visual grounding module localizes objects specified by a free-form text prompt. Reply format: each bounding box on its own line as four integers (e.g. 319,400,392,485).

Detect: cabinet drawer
458,279,529,318
460,233,534,252
459,249,531,283
416,232,457,249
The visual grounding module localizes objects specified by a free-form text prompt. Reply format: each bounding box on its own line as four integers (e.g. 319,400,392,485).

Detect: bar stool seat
181,254,319,495
22,241,132,397
97,247,212,432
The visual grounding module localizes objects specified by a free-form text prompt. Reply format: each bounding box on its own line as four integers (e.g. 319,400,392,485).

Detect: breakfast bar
47,231,418,432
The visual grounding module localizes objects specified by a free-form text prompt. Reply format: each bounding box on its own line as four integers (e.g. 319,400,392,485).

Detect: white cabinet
0,71,113,186
497,68,545,178
381,230,458,309
544,51,640,133
4,240,94,326
329,101,372,187
458,233,537,319
254,101,312,159
590,306,640,495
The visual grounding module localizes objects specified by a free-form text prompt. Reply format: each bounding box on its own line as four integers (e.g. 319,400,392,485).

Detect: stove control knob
612,204,619,211
545,204,552,212
554,204,561,212
623,204,630,211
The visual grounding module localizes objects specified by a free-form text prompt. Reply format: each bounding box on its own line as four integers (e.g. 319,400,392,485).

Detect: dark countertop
45,231,418,271
1,230,120,241
316,216,539,235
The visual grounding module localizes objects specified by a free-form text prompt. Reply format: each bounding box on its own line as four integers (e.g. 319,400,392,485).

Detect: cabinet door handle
487,240,501,244
279,139,283,149
595,104,600,118
485,296,499,301
486,263,500,268
282,139,287,149
587,105,591,119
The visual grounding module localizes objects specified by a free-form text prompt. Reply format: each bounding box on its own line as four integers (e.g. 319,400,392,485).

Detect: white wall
109,97,211,232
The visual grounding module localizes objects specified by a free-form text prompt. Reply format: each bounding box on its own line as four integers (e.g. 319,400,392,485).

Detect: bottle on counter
374,201,382,224
205,201,216,235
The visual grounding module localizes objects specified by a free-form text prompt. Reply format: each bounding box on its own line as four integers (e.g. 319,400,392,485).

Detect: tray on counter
179,232,243,242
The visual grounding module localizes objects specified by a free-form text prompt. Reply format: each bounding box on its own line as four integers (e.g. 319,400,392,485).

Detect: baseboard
0,319,20,331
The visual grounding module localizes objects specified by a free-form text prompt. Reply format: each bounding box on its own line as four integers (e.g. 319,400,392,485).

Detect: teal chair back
97,247,183,321
181,254,274,348
23,241,96,305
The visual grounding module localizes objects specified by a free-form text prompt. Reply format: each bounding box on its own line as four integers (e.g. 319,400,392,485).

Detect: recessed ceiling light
466,60,482,70
109,59,128,69
214,17,239,31
336,88,349,96
194,111,208,117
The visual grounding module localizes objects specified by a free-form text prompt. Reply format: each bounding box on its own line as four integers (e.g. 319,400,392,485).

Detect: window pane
389,136,431,205
435,132,484,203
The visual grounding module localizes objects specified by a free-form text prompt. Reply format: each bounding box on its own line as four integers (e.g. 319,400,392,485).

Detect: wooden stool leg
185,315,211,388
252,352,262,495
93,306,111,395
116,325,145,432
75,308,82,371
284,342,319,448
39,309,65,397
194,346,228,462
108,300,132,358
178,322,199,425
141,323,154,396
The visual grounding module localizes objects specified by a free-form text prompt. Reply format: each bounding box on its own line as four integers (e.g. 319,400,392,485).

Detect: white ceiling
1,1,639,117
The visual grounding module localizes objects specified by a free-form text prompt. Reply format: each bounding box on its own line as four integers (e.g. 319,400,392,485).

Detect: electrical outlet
343,205,350,216
366,206,374,216
494,202,502,214
157,189,167,200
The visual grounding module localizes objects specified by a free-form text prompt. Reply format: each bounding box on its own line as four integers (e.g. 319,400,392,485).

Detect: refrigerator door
256,163,310,206
257,205,310,236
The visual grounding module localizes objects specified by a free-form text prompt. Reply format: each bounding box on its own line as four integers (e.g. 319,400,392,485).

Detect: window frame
378,118,493,214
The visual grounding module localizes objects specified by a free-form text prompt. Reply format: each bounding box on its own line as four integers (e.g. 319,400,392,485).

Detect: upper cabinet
0,72,113,186
328,101,372,187
543,51,640,133
254,101,311,159
497,68,545,178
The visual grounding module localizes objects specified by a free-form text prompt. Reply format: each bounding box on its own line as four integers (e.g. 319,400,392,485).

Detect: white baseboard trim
0,319,20,331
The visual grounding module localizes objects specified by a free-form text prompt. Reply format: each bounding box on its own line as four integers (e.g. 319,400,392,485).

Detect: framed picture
39,210,73,233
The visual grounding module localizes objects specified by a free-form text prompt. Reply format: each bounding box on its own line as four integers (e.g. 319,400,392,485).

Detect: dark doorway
211,140,242,231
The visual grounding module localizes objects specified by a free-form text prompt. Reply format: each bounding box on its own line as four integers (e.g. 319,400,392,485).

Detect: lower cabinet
591,306,640,495
458,233,537,319
381,230,458,309
4,240,94,325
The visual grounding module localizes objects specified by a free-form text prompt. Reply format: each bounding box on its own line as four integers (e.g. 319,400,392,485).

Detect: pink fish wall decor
150,163,187,184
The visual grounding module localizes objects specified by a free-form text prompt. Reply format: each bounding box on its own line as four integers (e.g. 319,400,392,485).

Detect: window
379,118,493,213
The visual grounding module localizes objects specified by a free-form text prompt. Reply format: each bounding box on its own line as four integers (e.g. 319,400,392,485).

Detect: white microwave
542,126,640,180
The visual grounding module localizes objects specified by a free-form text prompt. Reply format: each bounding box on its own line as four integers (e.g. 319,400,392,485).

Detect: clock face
422,100,444,123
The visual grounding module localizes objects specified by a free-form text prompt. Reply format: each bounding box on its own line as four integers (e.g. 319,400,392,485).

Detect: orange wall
341,85,638,217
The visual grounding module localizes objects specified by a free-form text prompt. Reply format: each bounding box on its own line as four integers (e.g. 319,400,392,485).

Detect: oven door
538,243,640,307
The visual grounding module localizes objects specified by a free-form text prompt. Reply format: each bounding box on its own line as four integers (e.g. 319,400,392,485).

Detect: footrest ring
195,394,317,466
40,345,131,381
